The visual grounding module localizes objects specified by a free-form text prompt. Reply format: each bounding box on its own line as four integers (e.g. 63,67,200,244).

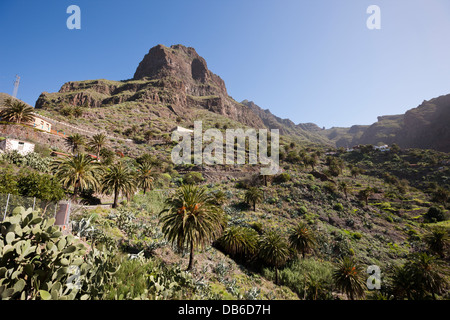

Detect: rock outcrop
36,44,265,129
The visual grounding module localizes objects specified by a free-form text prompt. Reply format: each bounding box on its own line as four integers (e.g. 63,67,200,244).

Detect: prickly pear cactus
0,206,120,300
0,207,86,299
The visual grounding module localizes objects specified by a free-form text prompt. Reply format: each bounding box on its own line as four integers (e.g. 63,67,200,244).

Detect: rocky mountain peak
133,44,226,97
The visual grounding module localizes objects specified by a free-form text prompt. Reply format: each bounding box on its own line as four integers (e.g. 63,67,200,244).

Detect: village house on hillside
28,115,52,132
374,144,390,152
172,126,194,134
0,138,35,155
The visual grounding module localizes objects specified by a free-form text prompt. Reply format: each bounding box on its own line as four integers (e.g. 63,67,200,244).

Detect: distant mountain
322,94,450,152
241,100,329,145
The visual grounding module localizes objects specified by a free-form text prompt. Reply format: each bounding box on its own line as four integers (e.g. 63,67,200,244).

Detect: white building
172,126,194,134
0,138,35,155
374,145,390,152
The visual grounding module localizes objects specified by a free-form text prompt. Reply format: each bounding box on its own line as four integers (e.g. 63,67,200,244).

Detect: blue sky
1,0,450,128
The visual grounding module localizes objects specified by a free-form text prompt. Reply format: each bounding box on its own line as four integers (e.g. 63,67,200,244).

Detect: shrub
323,182,337,194
333,203,344,211
424,207,447,223
183,172,204,185
249,222,263,234
274,172,291,183
352,232,362,240
59,105,73,117
276,258,334,300
0,170,19,194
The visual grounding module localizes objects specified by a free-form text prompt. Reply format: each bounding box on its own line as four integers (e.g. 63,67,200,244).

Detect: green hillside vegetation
1,118,449,299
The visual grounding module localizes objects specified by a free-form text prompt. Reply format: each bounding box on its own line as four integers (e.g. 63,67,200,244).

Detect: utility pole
12,75,20,98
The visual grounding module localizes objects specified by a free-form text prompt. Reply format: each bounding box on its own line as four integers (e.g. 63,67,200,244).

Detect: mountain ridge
5,43,449,152
322,94,450,152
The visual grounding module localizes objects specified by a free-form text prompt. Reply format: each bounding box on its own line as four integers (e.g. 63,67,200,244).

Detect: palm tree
0,98,35,124
136,161,154,194
304,155,318,171
425,228,449,258
217,225,259,259
88,133,107,160
402,253,447,299
288,222,316,258
258,231,290,285
432,187,449,205
350,166,363,178
51,153,103,201
391,263,415,300
210,190,228,206
358,187,374,206
244,187,263,211
332,256,366,300
159,185,226,271
101,161,136,208
65,133,85,154
338,180,349,199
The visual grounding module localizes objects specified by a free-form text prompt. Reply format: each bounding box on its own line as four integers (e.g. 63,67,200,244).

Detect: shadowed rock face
133,44,227,97
191,58,208,83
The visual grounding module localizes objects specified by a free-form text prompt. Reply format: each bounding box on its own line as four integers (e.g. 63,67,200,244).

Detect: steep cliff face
399,95,450,151
134,44,227,97
36,44,265,129
322,94,450,152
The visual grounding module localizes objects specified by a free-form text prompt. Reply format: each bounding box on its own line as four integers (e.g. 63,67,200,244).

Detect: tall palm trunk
113,185,119,208
187,240,195,271
73,180,81,201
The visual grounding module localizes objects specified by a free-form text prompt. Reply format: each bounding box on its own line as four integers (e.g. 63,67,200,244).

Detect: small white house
374,145,390,152
0,138,35,155
172,126,194,134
